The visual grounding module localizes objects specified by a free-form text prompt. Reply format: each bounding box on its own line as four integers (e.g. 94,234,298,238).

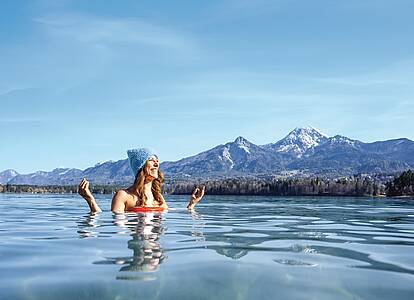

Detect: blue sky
1,0,414,173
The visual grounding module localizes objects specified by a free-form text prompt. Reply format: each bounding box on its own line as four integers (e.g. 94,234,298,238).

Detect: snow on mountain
161,136,284,177
214,137,255,171
1,169,18,177
289,134,413,175
234,136,251,154
264,126,329,157
58,169,71,176
220,147,234,169
2,127,414,185
0,169,19,184
329,135,357,146
8,168,84,185
318,135,365,152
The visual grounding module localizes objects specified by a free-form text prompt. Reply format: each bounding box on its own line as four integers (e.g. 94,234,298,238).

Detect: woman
78,148,205,213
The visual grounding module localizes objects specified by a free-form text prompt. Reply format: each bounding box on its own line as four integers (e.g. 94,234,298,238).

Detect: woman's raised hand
187,186,205,210
78,178,94,201
78,178,102,213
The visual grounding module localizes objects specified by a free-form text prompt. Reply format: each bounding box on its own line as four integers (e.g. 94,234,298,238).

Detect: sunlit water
1,194,414,300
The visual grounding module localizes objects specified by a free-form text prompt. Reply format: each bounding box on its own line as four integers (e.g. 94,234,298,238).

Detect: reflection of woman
78,148,204,213
90,213,167,276
120,213,166,273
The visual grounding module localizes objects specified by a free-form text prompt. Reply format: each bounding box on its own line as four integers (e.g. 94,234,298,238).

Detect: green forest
386,170,414,196
1,170,413,197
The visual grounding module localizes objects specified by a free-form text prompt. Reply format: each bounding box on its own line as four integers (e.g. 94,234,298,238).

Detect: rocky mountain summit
2,127,413,185
263,126,329,157
0,169,19,184
161,136,285,177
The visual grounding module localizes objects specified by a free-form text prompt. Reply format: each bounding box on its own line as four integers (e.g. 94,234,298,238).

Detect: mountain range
1,127,413,186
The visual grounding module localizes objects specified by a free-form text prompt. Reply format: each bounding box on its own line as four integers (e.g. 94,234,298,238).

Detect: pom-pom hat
127,148,158,177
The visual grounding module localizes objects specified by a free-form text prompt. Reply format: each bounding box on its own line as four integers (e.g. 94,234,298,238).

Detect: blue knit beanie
127,148,158,177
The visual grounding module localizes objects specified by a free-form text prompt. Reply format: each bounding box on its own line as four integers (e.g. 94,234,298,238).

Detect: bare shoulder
111,189,130,213
114,189,130,199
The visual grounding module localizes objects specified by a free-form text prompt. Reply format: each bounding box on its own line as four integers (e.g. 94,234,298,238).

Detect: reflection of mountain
205,228,267,260
179,201,325,260
179,208,272,260
76,198,414,281
214,244,249,259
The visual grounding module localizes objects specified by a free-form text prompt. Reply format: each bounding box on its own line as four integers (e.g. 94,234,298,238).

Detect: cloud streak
33,14,197,53
0,117,48,123
312,58,414,87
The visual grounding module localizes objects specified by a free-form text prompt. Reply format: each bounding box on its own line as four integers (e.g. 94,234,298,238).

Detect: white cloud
312,58,414,87
0,13,200,95
211,0,283,20
0,117,47,123
33,14,197,53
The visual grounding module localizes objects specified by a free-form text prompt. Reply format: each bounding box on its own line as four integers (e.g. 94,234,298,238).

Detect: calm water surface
1,194,414,300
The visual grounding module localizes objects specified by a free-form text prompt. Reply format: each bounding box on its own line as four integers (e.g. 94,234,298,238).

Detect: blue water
1,194,414,300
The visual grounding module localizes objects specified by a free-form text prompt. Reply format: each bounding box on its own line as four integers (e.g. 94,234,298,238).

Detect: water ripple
1,194,414,299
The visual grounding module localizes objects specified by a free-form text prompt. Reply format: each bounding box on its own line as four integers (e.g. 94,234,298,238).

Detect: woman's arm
111,190,127,213
187,186,205,210
78,178,102,213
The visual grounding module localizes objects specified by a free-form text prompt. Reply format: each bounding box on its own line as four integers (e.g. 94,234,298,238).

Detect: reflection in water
77,213,100,238
171,198,414,276
118,213,166,274
79,213,166,279
190,210,205,243
75,197,414,280
2,195,414,300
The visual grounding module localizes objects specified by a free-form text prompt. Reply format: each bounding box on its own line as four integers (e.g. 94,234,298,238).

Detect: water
1,194,414,300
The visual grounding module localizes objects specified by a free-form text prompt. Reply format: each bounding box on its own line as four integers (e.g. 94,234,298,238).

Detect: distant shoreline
1,190,413,200
2,171,413,198
0,184,412,199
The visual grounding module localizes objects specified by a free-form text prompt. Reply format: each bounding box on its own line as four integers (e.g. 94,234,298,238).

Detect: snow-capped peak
271,126,329,157
0,169,19,184
290,126,328,139
234,136,249,143
328,135,357,146
0,169,19,177
234,136,251,153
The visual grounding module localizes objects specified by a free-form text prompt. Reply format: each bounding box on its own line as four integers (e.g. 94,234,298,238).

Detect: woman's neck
130,178,153,195
143,180,152,194
129,177,155,206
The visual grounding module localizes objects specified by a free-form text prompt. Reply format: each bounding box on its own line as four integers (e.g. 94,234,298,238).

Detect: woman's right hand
78,178,102,213
78,178,94,201
187,186,205,210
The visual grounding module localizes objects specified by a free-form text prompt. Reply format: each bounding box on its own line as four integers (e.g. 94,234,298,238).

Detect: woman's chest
125,194,156,208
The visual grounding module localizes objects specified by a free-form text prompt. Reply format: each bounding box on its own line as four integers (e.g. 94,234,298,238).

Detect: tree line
167,176,387,197
386,170,414,196
1,170,413,197
0,184,119,194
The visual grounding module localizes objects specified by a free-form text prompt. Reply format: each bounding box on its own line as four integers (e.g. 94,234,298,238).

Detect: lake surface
0,194,414,300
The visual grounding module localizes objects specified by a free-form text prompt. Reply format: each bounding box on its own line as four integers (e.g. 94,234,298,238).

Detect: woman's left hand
187,186,205,210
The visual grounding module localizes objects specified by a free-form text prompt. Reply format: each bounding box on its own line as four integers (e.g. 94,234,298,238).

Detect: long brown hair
133,160,164,207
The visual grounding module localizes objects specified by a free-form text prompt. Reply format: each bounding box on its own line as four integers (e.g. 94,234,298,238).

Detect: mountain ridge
2,127,414,185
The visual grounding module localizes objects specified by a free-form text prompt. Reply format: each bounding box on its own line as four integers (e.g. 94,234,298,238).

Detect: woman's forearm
84,195,102,213
187,199,196,210
78,179,102,213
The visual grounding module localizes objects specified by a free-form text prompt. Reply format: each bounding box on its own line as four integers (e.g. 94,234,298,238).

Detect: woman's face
145,156,159,180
